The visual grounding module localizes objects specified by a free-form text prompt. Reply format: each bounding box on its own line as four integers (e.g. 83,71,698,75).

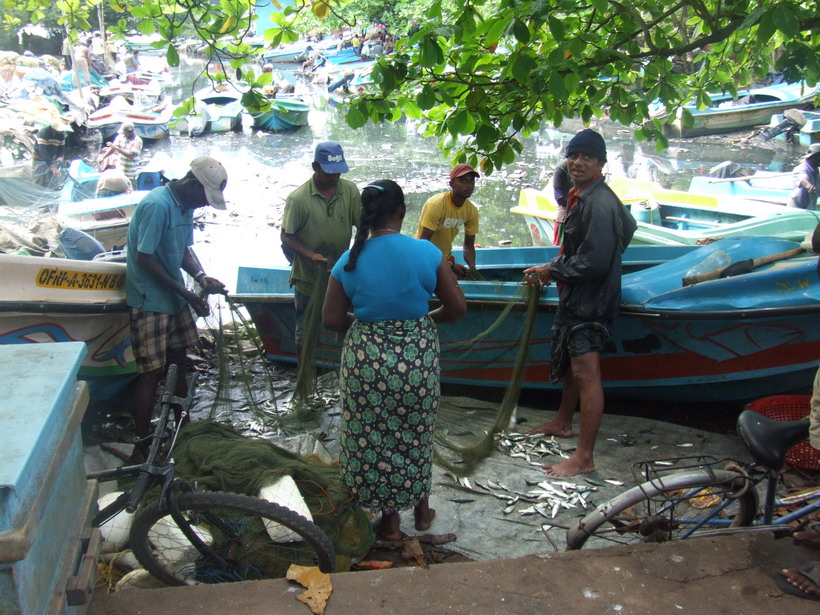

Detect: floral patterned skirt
338,316,440,513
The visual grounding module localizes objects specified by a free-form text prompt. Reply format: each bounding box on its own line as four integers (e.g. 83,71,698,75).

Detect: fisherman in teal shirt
125,157,228,452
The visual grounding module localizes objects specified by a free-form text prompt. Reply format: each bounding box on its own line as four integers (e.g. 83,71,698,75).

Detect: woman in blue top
323,179,466,540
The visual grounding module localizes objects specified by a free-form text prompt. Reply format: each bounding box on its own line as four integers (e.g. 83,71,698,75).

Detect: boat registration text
36,268,125,290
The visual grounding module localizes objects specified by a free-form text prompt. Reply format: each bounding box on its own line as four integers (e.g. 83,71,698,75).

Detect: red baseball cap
450,163,480,180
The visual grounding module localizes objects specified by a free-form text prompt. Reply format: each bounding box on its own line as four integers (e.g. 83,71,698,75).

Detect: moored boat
231,237,820,402
88,95,174,142
251,95,310,131
0,253,136,399
171,84,245,136
651,81,820,138
512,177,816,247
687,171,793,205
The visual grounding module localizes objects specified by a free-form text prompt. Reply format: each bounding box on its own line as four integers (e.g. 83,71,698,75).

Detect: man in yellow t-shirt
416,163,480,276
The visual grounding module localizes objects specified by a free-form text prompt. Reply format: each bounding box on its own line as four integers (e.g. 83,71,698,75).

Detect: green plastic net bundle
171,420,375,567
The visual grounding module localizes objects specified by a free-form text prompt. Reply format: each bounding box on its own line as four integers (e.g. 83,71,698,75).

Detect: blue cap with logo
314,141,349,174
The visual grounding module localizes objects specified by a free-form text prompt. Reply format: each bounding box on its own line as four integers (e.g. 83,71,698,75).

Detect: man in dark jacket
524,129,635,477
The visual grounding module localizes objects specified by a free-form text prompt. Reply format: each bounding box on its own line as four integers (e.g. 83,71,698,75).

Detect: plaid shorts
129,307,199,373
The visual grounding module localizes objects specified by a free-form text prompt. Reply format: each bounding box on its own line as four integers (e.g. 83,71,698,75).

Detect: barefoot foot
528,421,573,438
777,562,820,600
376,513,402,541
542,457,595,478
414,500,436,531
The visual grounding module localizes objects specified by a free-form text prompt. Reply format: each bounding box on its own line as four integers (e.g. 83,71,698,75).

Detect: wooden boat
512,178,816,247
171,84,244,136
687,172,793,205
233,237,819,402
0,253,136,399
87,95,174,142
765,109,820,147
651,81,820,138
251,95,310,131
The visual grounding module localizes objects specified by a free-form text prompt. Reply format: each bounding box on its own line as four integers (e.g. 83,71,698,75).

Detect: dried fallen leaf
286,564,333,615
401,536,428,568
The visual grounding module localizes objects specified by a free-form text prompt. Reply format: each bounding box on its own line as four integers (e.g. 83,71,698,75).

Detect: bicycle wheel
130,491,335,585
566,469,758,550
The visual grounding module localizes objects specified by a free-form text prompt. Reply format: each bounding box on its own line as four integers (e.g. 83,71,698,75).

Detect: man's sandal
776,561,820,601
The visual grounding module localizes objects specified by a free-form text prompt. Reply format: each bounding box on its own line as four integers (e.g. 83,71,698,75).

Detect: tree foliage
8,0,820,170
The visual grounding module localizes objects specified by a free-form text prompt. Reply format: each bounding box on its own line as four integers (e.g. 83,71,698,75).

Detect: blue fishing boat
512,178,817,247
251,95,310,131
233,237,820,402
651,81,820,138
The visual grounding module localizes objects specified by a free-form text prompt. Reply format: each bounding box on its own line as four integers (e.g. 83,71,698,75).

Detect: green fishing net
171,420,375,568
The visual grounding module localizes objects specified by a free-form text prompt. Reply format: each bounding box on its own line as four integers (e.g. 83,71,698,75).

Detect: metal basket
631,456,747,503
744,395,820,471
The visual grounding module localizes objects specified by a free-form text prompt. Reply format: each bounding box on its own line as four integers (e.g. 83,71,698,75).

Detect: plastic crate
744,395,820,471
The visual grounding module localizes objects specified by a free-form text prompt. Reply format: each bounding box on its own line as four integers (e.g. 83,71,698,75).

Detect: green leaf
417,85,436,110
548,16,564,40
549,71,567,99
773,5,799,39
166,45,179,68
756,11,776,44
590,0,608,12
420,38,439,68
403,99,422,120
511,19,530,45
484,17,510,45
475,123,498,148
511,54,536,82
346,104,366,129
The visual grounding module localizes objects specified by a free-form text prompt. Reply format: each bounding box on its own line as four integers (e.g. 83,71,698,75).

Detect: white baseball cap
190,157,228,209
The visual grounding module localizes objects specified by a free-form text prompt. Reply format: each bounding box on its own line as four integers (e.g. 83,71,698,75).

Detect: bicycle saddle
736,409,810,470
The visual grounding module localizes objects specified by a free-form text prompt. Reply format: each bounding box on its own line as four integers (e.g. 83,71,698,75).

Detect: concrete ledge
90,533,812,614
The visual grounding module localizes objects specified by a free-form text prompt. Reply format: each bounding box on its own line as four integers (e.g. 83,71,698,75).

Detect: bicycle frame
87,364,193,525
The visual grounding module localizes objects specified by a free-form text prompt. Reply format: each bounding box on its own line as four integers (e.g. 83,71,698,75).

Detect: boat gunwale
0,302,128,314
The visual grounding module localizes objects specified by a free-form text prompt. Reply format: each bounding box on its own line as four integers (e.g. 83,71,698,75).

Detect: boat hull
655,82,819,138
0,255,136,399
252,98,310,131
233,238,819,402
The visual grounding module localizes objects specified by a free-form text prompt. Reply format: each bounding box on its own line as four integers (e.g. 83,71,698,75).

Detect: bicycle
87,363,335,585
566,409,819,550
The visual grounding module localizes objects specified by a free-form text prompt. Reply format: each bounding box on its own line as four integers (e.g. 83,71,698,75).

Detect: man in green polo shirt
281,141,361,356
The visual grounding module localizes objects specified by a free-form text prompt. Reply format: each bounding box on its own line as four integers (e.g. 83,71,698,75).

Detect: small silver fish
604,479,625,486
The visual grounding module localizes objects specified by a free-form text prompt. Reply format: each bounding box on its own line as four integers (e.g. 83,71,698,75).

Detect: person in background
551,159,573,245
416,163,480,276
523,129,636,477
99,120,143,180
322,179,466,540
125,157,228,451
95,168,132,197
31,119,69,187
281,142,361,357
124,49,140,74
72,38,92,92
788,143,820,210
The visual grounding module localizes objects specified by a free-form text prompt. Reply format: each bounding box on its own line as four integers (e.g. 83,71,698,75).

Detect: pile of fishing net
171,420,375,571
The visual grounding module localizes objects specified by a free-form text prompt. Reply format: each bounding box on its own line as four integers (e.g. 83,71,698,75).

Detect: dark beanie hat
565,129,607,162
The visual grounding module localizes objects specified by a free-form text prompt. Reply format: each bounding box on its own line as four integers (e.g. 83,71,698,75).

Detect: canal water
137,57,809,293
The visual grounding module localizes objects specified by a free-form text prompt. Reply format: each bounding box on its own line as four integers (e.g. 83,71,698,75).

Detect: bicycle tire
566,469,757,550
129,491,335,585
